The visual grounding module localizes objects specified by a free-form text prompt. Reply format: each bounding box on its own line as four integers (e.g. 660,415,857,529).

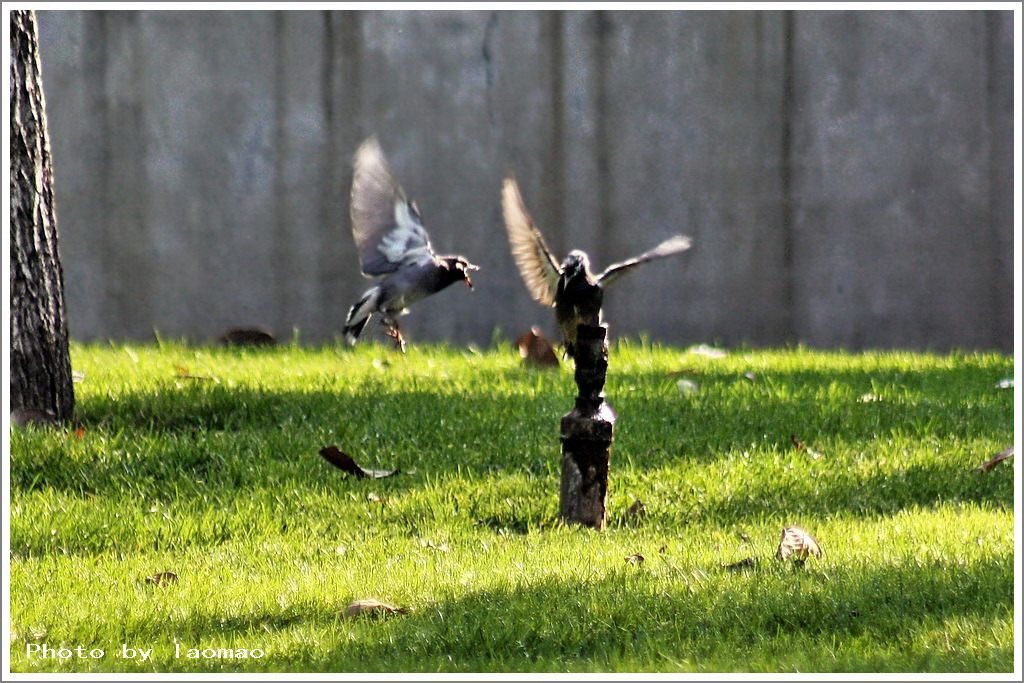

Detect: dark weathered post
559,324,616,529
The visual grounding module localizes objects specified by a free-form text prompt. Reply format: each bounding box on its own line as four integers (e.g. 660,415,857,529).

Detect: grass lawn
7,341,1016,673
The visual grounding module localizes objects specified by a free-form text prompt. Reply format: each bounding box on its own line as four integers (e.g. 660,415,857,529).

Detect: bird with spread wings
342,138,478,352
502,178,692,358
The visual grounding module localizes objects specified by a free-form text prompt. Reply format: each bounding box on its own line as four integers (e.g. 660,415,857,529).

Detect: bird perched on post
501,178,692,358
343,137,479,352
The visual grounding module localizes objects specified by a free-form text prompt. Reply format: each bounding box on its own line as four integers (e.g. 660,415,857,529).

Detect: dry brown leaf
145,571,179,586
625,553,645,565
974,446,1014,473
776,527,823,563
627,499,647,520
790,434,823,460
174,365,219,382
319,446,399,479
219,327,277,347
419,539,451,553
343,599,409,618
723,557,758,572
515,327,560,369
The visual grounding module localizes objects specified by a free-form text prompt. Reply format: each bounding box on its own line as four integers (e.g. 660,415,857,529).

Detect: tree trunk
10,9,74,423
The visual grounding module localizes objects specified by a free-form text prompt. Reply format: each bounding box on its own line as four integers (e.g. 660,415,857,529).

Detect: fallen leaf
515,327,560,368
74,427,86,439
10,408,58,427
419,539,451,553
343,599,408,618
994,378,1013,389
625,553,645,565
627,499,647,520
319,446,399,479
366,492,385,504
71,370,86,383
723,557,758,572
776,526,823,563
219,327,276,347
743,371,758,382
174,365,219,382
676,379,700,394
10,631,19,644
145,571,179,586
658,545,668,554
687,344,728,359
466,344,482,356
372,358,391,371
790,434,823,460
29,627,48,641
974,446,1014,473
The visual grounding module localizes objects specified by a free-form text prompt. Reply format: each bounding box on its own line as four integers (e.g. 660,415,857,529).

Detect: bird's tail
343,287,380,345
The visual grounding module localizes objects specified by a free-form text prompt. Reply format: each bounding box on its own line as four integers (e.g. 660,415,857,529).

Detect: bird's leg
381,316,407,354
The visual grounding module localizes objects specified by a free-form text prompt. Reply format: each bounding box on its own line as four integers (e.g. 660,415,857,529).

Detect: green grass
8,340,1015,673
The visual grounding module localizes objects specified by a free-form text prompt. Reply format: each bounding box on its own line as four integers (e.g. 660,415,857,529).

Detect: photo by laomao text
24,642,266,662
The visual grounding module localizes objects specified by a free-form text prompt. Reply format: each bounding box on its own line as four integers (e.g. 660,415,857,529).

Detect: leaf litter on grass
8,343,1014,673
319,445,399,479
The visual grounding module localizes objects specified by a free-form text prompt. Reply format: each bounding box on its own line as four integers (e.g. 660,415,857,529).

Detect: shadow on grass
607,459,1012,528
10,358,1013,526
45,554,1013,673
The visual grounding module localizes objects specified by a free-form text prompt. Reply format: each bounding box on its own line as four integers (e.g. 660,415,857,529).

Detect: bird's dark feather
597,235,692,286
502,178,562,306
350,137,437,278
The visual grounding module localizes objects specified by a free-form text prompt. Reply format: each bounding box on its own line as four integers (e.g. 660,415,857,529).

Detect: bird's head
561,250,591,279
442,256,480,289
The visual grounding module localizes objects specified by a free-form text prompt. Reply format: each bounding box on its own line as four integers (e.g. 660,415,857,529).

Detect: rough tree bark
10,9,74,424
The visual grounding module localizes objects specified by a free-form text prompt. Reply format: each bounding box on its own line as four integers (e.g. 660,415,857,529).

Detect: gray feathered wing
350,137,437,278
597,235,692,287
501,178,561,306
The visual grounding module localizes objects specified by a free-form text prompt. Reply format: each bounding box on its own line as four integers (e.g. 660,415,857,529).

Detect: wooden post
559,324,616,529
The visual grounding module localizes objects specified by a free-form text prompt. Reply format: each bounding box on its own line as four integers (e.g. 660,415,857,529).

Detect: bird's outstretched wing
596,235,692,287
350,137,436,278
501,178,561,306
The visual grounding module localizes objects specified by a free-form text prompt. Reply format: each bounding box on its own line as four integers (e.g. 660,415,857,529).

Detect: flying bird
343,138,478,352
501,178,692,358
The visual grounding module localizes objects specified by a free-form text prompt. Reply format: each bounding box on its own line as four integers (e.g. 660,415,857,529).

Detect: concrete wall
36,10,1015,350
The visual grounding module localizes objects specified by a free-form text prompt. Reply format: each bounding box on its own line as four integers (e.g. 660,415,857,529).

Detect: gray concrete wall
36,10,1015,350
